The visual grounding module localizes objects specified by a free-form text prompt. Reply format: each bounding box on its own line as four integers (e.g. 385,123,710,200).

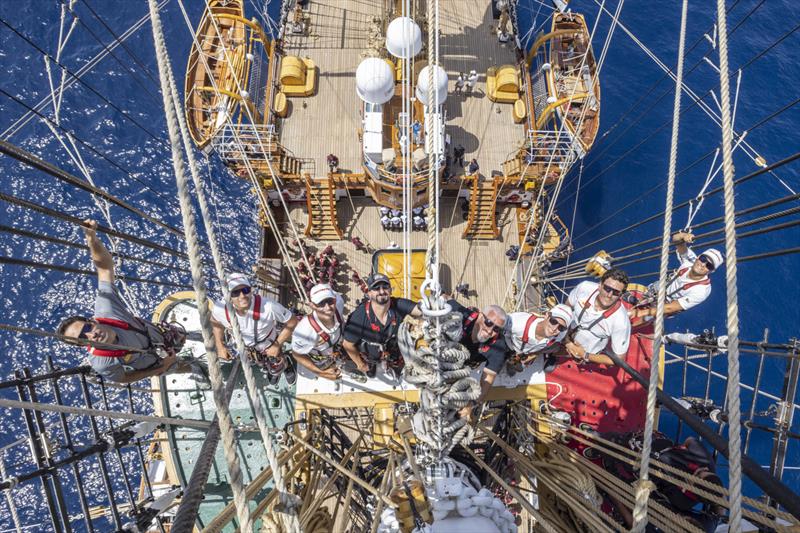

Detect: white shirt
380,215,390,224
653,248,711,311
291,296,345,361
455,75,465,87
567,281,631,356
506,312,567,354
467,73,478,87
212,294,292,351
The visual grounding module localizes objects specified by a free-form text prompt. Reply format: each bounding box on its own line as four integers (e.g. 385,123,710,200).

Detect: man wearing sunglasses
291,284,346,381
505,303,573,373
447,300,510,403
57,220,202,384
564,268,632,366
210,273,298,386
629,232,723,322
342,273,422,379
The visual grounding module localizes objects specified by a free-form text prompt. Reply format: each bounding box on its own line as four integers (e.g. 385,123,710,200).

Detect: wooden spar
290,433,397,508
214,13,269,44
526,28,585,65
201,441,303,533
535,93,589,129
370,452,396,533
333,449,362,532
300,436,363,528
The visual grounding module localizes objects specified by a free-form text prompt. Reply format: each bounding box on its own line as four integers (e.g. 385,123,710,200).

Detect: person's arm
210,317,231,360
672,231,694,259
292,352,340,380
477,368,497,403
82,219,114,283
342,339,369,372
563,339,615,366
265,307,299,358
113,354,178,384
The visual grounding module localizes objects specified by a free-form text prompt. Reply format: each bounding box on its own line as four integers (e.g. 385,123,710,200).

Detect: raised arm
672,230,694,258
82,219,114,283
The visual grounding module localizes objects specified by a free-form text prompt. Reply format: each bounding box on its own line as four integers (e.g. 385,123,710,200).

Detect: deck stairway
279,152,303,176
462,177,500,239
530,69,550,124
304,176,343,240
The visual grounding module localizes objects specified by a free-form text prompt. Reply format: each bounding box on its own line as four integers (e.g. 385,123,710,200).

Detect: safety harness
574,289,622,335
87,317,186,359
306,309,344,369
224,294,276,346
362,300,404,368
87,318,153,357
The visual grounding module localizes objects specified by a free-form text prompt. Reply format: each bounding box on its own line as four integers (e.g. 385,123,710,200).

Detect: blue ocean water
0,0,797,529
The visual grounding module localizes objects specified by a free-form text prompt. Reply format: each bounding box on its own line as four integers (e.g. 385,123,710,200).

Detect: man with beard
291,284,345,381
210,273,298,386
448,300,510,403
564,268,631,366
341,273,421,379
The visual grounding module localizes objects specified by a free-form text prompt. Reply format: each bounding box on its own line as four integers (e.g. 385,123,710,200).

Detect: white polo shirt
567,281,631,356
660,248,711,311
211,294,292,351
291,295,345,364
506,312,566,354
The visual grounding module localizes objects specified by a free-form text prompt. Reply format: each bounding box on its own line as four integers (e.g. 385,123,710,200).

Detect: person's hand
160,353,178,371
628,307,640,319
217,346,232,361
81,219,98,238
265,343,281,358
356,359,369,373
565,341,586,361
459,403,475,421
672,231,694,244
319,367,341,380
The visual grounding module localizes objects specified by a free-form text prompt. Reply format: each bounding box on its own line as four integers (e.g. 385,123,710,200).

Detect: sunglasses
78,321,95,340
316,298,336,308
548,317,567,332
371,283,391,292
601,284,623,297
483,318,502,333
698,255,715,271
231,286,252,297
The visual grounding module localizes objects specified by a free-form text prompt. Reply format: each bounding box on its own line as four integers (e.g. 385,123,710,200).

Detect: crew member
291,284,345,381
57,220,203,384
564,268,631,366
505,303,572,374
448,300,510,403
629,231,723,322
210,273,298,386
342,273,421,378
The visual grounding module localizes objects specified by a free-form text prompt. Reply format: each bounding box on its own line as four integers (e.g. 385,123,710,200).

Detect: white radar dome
386,17,422,59
415,64,449,106
355,57,395,104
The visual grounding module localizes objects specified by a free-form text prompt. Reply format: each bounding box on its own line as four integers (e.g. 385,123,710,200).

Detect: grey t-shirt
88,281,162,382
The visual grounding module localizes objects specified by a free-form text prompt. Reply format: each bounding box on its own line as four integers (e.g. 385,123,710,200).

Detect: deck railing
524,129,582,175
212,123,278,165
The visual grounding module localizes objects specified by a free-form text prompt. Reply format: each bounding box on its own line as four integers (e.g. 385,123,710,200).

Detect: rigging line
62,0,163,105
0,224,189,273
0,88,181,210
148,1,254,529
567,149,800,257
0,257,193,290
0,192,189,259
77,0,162,87
0,17,166,145
558,13,800,208
630,1,687,528
1,0,169,141
0,139,183,237
575,0,753,176
548,191,800,278
560,158,583,293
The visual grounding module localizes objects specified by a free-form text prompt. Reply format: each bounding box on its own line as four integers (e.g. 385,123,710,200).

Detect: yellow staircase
305,176,343,240
462,178,500,239
279,152,302,177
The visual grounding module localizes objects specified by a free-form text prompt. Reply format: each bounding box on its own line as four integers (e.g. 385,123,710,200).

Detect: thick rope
630,1,688,530
163,31,300,533
147,1,252,530
714,0,744,527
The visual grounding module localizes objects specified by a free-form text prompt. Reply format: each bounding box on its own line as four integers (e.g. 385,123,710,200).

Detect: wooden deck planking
286,197,520,312
278,0,525,179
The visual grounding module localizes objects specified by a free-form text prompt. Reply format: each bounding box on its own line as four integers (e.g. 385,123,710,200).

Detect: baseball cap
366,273,391,289
549,303,573,325
226,272,251,292
699,248,724,271
309,283,336,305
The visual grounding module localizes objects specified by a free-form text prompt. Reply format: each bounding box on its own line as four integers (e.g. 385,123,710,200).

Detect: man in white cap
628,231,722,323
291,284,345,381
466,70,478,93
505,303,572,374
210,273,298,385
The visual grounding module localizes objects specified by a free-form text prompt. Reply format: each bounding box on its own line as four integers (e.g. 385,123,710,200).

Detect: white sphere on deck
386,16,422,58
356,57,395,104
415,65,449,106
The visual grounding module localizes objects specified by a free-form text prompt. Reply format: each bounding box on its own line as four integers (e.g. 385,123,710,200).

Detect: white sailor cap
309,283,337,305
548,303,573,325
699,248,724,271
226,272,251,291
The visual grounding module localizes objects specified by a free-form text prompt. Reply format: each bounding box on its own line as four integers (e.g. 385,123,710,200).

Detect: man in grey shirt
58,220,202,384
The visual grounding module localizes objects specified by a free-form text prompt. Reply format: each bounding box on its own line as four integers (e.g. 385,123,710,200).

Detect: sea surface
0,0,798,530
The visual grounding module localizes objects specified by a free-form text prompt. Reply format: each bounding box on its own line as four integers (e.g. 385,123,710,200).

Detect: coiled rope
147,1,252,530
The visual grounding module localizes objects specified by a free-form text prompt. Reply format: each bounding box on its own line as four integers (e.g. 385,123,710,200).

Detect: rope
714,0,744,526
163,32,300,532
630,4,688,529
147,1,252,530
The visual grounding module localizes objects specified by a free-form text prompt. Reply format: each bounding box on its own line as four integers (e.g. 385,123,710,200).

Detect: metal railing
524,129,582,175
211,123,278,166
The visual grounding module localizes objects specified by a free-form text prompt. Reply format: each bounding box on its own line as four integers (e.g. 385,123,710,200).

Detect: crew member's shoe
283,358,297,386
543,354,558,374
267,371,281,386
367,362,377,379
